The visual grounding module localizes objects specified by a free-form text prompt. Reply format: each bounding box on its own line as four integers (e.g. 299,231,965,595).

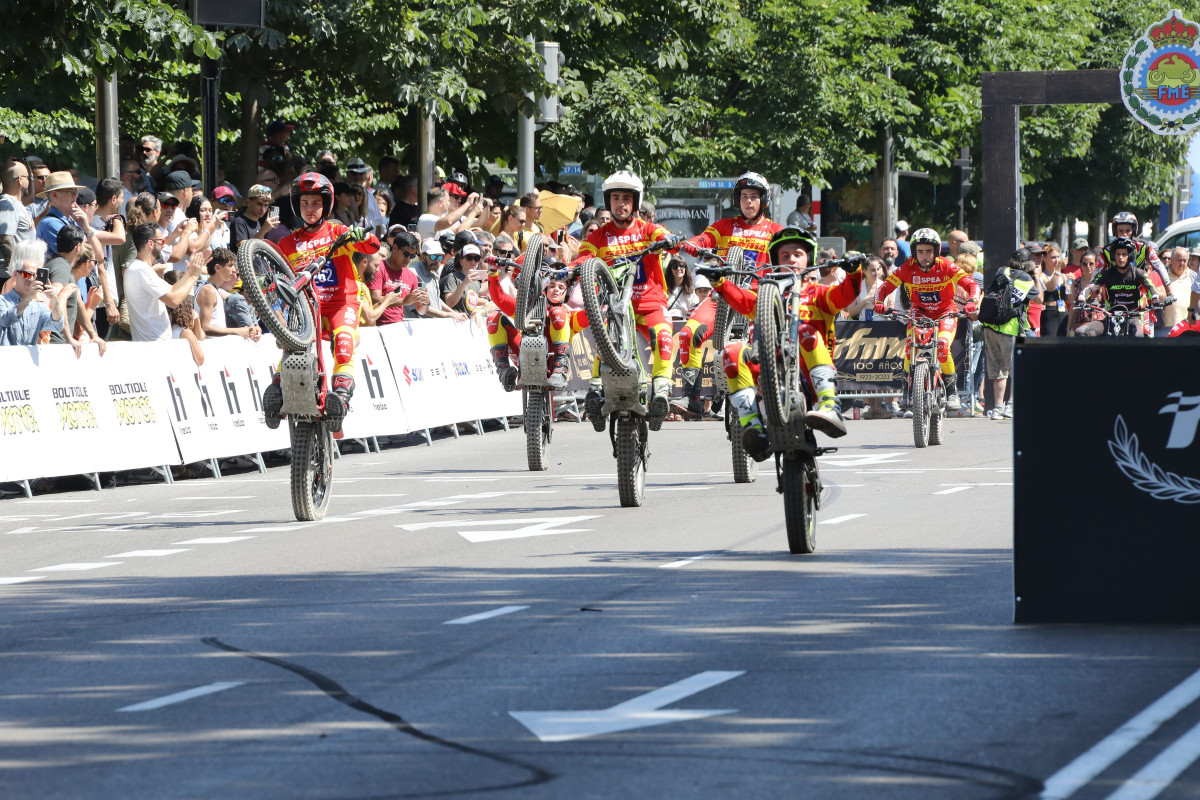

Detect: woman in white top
664,255,698,319
844,255,888,320
186,196,230,254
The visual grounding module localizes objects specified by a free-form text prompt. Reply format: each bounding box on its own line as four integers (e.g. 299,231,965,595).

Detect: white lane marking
44,513,104,522
399,516,600,543
30,563,121,572
339,494,409,498
17,498,94,504
444,605,530,625
660,554,719,569
933,487,972,495
174,536,255,544
820,453,908,467
940,482,1014,487
1103,718,1200,800
117,681,245,713
424,478,500,482
154,510,244,519
647,487,710,492
175,495,257,500
4,526,41,535
105,549,191,558
858,466,1011,473
511,670,745,743
0,577,45,585
1040,667,1200,799
822,514,867,525
0,515,60,521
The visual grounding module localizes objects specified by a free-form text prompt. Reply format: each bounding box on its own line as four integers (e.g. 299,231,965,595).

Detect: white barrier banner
0,343,180,482
336,327,410,438
159,336,289,463
379,319,519,430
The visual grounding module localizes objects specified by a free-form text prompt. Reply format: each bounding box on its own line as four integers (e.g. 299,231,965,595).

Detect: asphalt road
2,415,1199,799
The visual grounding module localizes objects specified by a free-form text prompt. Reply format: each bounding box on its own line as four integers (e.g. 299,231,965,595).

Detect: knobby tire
580,258,635,375
290,420,333,521
929,373,946,446
911,361,931,449
237,239,315,352
755,282,792,428
616,416,646,507
781,454,817,554
524,388,551,471
728,404,757,483
514,234,545,331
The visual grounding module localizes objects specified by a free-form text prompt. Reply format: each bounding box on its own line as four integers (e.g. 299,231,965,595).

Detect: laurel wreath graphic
1122,38,1200,130
1108,415,1200,504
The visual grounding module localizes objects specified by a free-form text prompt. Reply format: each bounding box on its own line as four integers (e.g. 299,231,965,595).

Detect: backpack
978,269,1017,325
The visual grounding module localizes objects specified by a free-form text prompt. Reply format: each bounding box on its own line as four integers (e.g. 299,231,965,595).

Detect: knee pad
653,324,674,360
937,338,950,363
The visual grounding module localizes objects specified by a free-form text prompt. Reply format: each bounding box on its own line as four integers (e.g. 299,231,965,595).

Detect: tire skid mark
202,637,555,795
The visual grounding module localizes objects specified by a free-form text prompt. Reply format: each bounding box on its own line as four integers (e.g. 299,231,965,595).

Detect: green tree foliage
0,0,1190,235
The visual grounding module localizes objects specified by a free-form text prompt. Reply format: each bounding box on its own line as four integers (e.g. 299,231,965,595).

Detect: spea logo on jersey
1121,10,1200,135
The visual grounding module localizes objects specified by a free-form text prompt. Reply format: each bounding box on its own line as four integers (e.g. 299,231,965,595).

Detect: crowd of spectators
3,132,1198,432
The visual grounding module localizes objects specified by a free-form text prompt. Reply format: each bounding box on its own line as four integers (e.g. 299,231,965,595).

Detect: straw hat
38,171,85,198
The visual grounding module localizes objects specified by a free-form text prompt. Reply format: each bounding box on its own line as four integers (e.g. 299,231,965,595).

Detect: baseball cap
75,187,96,206
421,238,443,256
959,241,981,256
246,184,274,200
1071,237,1090,250
1026,242,1045,254
156,191,179,207
211,185,236,203
894,220,909,233
266,119,294,136
442,181,467,197
345,157,369,174
162,170,201,191
461,244,481,257
1190,246,1200,259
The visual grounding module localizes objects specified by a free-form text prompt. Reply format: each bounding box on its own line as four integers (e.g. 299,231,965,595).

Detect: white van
1154,217,1200,254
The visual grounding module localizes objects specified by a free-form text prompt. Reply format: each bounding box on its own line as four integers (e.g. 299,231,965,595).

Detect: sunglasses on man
495,249,515,258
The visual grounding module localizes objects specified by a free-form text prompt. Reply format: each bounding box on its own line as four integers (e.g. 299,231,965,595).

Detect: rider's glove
964,301,977,315
662,234,682,250
874,301,887,316
346,226,368,243
1164,295,1177,305
844,254,866,273
681,240,700,257
696,266,727,283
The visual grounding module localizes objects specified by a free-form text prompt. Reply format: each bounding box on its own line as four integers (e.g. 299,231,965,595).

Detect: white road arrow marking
822,514,867,525
117,681,245,712
398,516,600,542
933,486,972,495
444,605,529,625
819,452,908,467
511,670,745,742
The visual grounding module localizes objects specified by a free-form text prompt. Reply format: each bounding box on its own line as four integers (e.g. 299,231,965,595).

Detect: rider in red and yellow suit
874,227,977,412
700,227,862,462
487,258,589,391
262,172,379,430
573,170,680,432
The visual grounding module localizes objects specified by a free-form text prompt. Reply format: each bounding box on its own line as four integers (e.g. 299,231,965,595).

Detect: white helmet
603,170,644,215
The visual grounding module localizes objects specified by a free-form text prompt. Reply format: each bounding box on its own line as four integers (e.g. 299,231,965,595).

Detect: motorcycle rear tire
616,415,647,507
782,453,816,554
524,388,551,472
290,420,333,521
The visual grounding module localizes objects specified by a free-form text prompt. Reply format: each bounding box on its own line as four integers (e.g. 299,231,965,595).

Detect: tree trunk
239,93,260,193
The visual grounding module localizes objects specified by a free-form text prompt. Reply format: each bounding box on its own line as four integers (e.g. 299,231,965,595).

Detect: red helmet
291,172,334,220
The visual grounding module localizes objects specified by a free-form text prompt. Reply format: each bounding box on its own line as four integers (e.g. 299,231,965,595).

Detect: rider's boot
680,367,702,417
805,365,847,438
584,379,606,433
648,376,672,432
324,374,353,434
547,341,570,391
943,372,960,410
491,345,518,392
730,387,772,462
263,373,284,430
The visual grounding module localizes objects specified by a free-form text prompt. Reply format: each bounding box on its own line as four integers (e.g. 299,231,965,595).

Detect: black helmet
1108,236,1136,255
448,170,471,195
732,172,770,218
767,227,817,265
438,230,457,255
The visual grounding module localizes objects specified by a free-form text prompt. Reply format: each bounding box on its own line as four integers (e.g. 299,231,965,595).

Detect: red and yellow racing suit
875,256,977,375
486,268,589,374
277,221,380,383
685,216,782,268
575,218,678,380
677,296,717,370
712,270,862,402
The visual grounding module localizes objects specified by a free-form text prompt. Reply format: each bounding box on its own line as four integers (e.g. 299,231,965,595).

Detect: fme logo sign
1122,10,1200,134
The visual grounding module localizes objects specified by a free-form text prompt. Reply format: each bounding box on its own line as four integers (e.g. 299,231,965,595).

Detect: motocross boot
741,423,773,462
491,344,518,392
680,367,702,417
547,341,570,391
943,372,961,410
324,374,354,434
805,364,847,438
584,380,606,432
648,376,672,431
263,374,283,430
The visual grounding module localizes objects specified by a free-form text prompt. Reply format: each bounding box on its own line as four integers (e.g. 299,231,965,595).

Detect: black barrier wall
1014,339,1200,623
